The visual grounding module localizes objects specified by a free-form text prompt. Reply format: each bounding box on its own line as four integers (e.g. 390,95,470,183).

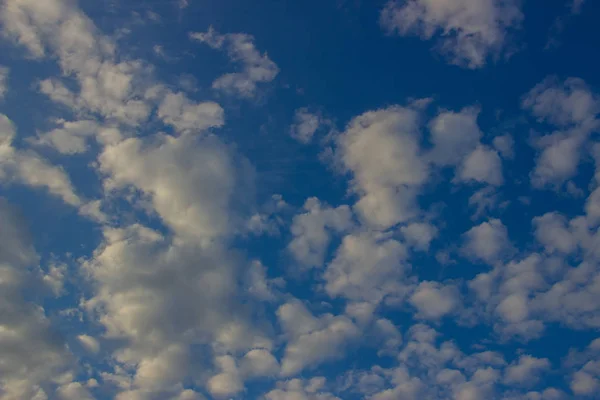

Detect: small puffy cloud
457,146,504,186
288,197,353,268
239,348,280,378
493,134,515,159
400,222,438,251
190,27,279,98
410,281,460,320
428,107,482,166
324,232,408,304
157,91,224,134
533,212,577,254
336,106,429,228
523,77,599,187
277,300,359,376
380,0,523,68
31,119,103,154
289,108,331,144
462,219,511,264
504,355,551,387
522,77,599,127
0,114,82,206
531,134,584,188
571,370,599,395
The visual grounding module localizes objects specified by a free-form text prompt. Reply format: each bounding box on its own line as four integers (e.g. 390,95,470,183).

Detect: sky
1,0,600,399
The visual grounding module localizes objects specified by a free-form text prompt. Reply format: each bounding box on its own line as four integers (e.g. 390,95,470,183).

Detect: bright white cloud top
0,0,599,399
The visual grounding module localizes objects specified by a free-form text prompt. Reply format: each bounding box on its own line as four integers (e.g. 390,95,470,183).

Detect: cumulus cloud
289,108,331,144
462,219,512,264
0,114,81,206
504,355,551,387
98,132,254,244
3,0,600,398
380,0,523,68
157,91,224,135
190,27,279,98
410,281,460,320
428,107,482,166
493,134,515,159
457,145,504,186
523,77,600,188
30,119,108,154
324,232,409,304
336,106,429,228
288,197,353,268
83,224,272,397
400,222,438,251
2,0,156,125
278,300,359,376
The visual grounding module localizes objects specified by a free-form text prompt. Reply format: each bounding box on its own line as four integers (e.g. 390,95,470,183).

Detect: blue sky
1,0,600,399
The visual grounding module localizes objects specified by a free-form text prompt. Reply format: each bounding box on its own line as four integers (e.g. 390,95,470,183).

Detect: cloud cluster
380,0,523,68
190,27,279,98
1,0,599,399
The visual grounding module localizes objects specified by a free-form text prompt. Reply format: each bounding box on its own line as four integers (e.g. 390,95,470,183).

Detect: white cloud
324,232,408,304
457,145,504,186
288,197,353,268
462,219,511,264
2,0,154,125
264,377,340,400
410,281,460,320
157,91,224,135
523,78,599,188
31,119,104,154
0,66,8,100
523,77,599,128
493,134,515,159
336,106,429,228
239,348,279,378
277,300,359,376
533,212,577,254
42,263,67,297
428,107,482,166
83,224,272,396
504,355,551,387
98,132,254,244
400,222,438,251
0,114,82,206
190,27,279,98
380,0,523,68
290,108,330,144
571,370,599,395
531,134,584,188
